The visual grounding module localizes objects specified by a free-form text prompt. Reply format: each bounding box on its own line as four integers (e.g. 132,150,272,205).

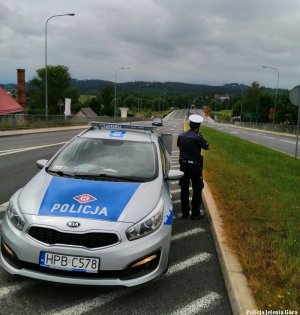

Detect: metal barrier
230,121,297,135
0,114,145,131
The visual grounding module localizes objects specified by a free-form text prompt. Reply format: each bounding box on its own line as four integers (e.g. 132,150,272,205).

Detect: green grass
200,125,300,311
213,109,232,121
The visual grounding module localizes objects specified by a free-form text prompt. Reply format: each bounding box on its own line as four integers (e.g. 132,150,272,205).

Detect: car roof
78,122,157,143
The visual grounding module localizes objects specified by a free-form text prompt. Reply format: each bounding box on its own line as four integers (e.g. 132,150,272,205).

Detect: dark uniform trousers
179,162,204,217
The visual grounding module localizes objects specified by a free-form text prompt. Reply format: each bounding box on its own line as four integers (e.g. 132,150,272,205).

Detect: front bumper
0,215,171,287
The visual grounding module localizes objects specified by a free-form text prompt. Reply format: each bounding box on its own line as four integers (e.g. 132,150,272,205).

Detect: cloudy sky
1,0,300,89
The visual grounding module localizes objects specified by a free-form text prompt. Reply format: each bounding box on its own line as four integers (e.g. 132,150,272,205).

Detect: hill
1,80,250,97
70,80,249,97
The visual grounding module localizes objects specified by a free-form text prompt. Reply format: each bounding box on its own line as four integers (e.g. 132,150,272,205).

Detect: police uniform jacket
177,130,209,164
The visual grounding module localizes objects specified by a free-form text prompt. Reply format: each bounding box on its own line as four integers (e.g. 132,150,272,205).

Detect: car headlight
126,198,164,241
7,201,25,231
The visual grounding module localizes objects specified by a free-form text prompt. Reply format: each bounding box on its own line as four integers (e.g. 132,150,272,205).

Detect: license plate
40,252,100,273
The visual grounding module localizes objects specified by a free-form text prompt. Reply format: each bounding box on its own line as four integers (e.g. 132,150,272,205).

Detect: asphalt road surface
0,116,232,315
197,112,299,157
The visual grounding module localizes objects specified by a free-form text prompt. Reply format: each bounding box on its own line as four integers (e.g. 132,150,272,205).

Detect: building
215,94,230,102
0,87,25,115
74,107,98,118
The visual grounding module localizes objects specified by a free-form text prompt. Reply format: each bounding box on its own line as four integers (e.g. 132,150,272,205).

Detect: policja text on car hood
17,170,162,224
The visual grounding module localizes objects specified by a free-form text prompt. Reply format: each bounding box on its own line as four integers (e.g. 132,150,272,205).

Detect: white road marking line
171,228,205,241
167,252,212,276
169,292,222,315
0,219,2,225
262,135,274,140
279,139,295,144
171,187,191,194
47,253,212,315
173,197,191,205
0,142,67,156
0,283,28,299
47,289,128,315
0,202,8,213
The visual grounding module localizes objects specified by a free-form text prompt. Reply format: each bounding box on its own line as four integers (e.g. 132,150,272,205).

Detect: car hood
17,171,162,224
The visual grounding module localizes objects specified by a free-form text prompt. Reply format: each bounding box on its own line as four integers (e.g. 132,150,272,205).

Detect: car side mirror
166,169,183,180
36,159,48,169
161,133,173,156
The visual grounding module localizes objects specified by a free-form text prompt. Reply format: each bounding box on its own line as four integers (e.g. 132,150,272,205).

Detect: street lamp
262,65,279,124
114,67,130,117
45,13,75,119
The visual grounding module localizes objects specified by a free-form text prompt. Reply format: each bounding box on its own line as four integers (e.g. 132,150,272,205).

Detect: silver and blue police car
0,122,182,286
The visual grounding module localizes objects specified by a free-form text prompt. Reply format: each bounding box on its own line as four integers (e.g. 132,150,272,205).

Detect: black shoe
191,214,204,220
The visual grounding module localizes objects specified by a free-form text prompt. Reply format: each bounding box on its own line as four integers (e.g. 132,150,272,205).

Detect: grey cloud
1,0,300,88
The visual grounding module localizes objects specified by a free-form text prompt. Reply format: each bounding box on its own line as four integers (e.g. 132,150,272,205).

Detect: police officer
177,114,209,219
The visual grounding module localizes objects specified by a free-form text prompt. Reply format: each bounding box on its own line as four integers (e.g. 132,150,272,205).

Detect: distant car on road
152,118,163,126
0,122,183,287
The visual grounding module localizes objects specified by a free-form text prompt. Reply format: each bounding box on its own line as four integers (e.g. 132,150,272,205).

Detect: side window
158,138,169,176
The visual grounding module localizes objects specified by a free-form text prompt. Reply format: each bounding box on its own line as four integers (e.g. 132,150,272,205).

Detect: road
0,117,232,315
197,112,299,157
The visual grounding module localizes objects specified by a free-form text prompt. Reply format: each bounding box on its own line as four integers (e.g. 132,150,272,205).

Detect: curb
0,125,87,137
202,182,258,315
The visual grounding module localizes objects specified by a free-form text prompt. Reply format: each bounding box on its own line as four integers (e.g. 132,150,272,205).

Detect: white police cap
189,114,203,124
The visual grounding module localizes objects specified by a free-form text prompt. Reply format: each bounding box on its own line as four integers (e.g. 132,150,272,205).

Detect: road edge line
202,181,258,315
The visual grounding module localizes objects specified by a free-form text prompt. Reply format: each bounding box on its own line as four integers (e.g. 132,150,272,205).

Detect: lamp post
114,67,130,117
45,13,75,120
262,65,279,124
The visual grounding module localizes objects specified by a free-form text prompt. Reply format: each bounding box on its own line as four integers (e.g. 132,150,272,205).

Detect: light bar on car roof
89,121,157,131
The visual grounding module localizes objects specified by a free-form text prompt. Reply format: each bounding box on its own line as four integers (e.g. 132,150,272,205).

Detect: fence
232,121,297,134
0,114,146,131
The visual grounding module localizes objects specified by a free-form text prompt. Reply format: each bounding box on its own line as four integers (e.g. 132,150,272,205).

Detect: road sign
289,85,300,159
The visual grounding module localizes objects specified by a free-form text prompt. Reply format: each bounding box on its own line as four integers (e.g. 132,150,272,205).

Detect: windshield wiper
73,172,142,182
46,168,75,178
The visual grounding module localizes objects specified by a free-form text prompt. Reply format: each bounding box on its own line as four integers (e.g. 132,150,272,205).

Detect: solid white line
171,228,205,241
279,139,295,144
0,142,66,156
0,219,2,225
169,292,222,315
47,253,212,315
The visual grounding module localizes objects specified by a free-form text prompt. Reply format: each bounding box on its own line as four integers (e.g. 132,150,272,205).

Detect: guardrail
228,121,297,135
0,114,146,131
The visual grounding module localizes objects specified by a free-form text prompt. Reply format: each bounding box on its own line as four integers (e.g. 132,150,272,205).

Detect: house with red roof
0,87,25,115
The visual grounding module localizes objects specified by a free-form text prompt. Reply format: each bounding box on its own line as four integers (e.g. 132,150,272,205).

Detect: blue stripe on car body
38,177,140,221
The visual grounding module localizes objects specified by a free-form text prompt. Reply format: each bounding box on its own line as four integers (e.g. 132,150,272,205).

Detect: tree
28,65,80,115
98,85,114,116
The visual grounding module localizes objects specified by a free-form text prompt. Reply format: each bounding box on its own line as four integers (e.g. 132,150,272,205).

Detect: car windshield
47,137,158,182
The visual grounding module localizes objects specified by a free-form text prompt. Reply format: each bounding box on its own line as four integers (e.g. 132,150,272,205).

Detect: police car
0,122,183,286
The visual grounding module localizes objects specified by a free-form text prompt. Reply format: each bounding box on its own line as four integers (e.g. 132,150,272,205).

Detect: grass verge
201,125,300,311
